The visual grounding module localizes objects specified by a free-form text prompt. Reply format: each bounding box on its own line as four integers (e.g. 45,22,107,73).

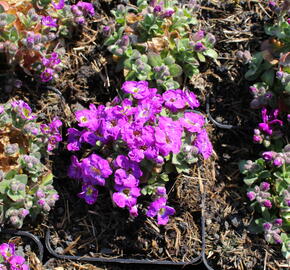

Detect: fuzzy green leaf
148,52,163,67
203,48,218,59
169,64,183,77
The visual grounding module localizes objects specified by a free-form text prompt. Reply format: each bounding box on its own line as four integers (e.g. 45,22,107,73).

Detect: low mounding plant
0,100,62,228
0,0,95,87
67,81,212,225
239,0,290,261
104,0,217,90
0,242,29,270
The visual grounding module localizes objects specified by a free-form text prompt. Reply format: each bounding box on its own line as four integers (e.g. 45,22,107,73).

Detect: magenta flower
0,105,4,114
0,243,15,260
121,81,150,100
155,116,183,156
258,108,283,136
146,197,175,225
263,199,272,208
9,255,29,270
112,186,141,209
163,89,186,112
52,0,65,10
82,154,112,186
181,112,205,133
40,68,54,82
76,1,95,16
78,184,98,204
194,42,206,52
247,191,256,201
194,129,213,159
42,16,57,27
192,30,205,42
68,156,83,179
184,90,200,108
11,100,36,120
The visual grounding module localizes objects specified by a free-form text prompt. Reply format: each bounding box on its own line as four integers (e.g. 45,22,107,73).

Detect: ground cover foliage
1,0,290,270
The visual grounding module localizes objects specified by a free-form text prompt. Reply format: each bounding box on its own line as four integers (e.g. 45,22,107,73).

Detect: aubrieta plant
239,0,290,261
67,81,212,225
104,0,217,90
0,242,29,270
0,100,62,228
0,0,95,86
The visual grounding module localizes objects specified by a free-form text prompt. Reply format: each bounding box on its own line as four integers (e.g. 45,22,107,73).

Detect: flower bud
263,200,272,208
10,215,20,226
263,222,272,231
75,16,85,24
205,33,216,45
36,189,45,199
260,182,270,191
19,208,29,218
247,191,256,201
262,151,275,161
274,219,283,226
192,30,205,42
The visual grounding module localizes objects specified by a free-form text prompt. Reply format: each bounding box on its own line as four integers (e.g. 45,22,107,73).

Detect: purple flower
260,182,270,192
11,100,36,120
9,255,29,270
52,0,65,10
273,156,284,167
162,8,174,18
262,151,275,161
194,129,213,159
274,219,283,226
82,154,112,186
0,105,4,114
163,89,186,112
121,81,151,100
153,5,162,13
156,186,166,196
42,16,57,27
47,134,62,151
181,112,205,133
184,90,200,108
0,243,15,260
76,1,95,16
68,156,83,179
194,42,206,52
146,197,175,225
192,30,205,42
40,68,54,82
78,184,98,204
155,116,183,156
263,200,272,208
112,186,141,209
247,191,256,201
258,108,283,136
263,222,272,231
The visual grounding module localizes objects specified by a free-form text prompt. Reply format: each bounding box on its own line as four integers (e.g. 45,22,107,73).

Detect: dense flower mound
0,243,29,270
0,100,62,228
0,0,95,87
67,81,212,225
104,0,217,90
239,0,290,261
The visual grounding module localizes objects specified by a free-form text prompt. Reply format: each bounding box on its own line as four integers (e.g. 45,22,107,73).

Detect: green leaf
0,4,4,13
148,52,163,67
0,180,10,193
5,14,16,25
244,176,258,186
7,190,25,202
169,64,182,77
184,63,199,78
9,27,19,42
203,48,218,59
197,52,206,62
4,170,17,180
163,55,175,65
261,69,274,86
14,175,28,185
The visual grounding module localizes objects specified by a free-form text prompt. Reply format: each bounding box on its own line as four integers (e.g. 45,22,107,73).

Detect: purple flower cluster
263,219,283,244
0,243,29,270
253,107,283,144
147,187,175,225
41,117,62,151
67,81,212,224
11,100,36,120
40,53,62,82
71,2,95,25
247,182,272,208
36,186,59,212
262,144,290,167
